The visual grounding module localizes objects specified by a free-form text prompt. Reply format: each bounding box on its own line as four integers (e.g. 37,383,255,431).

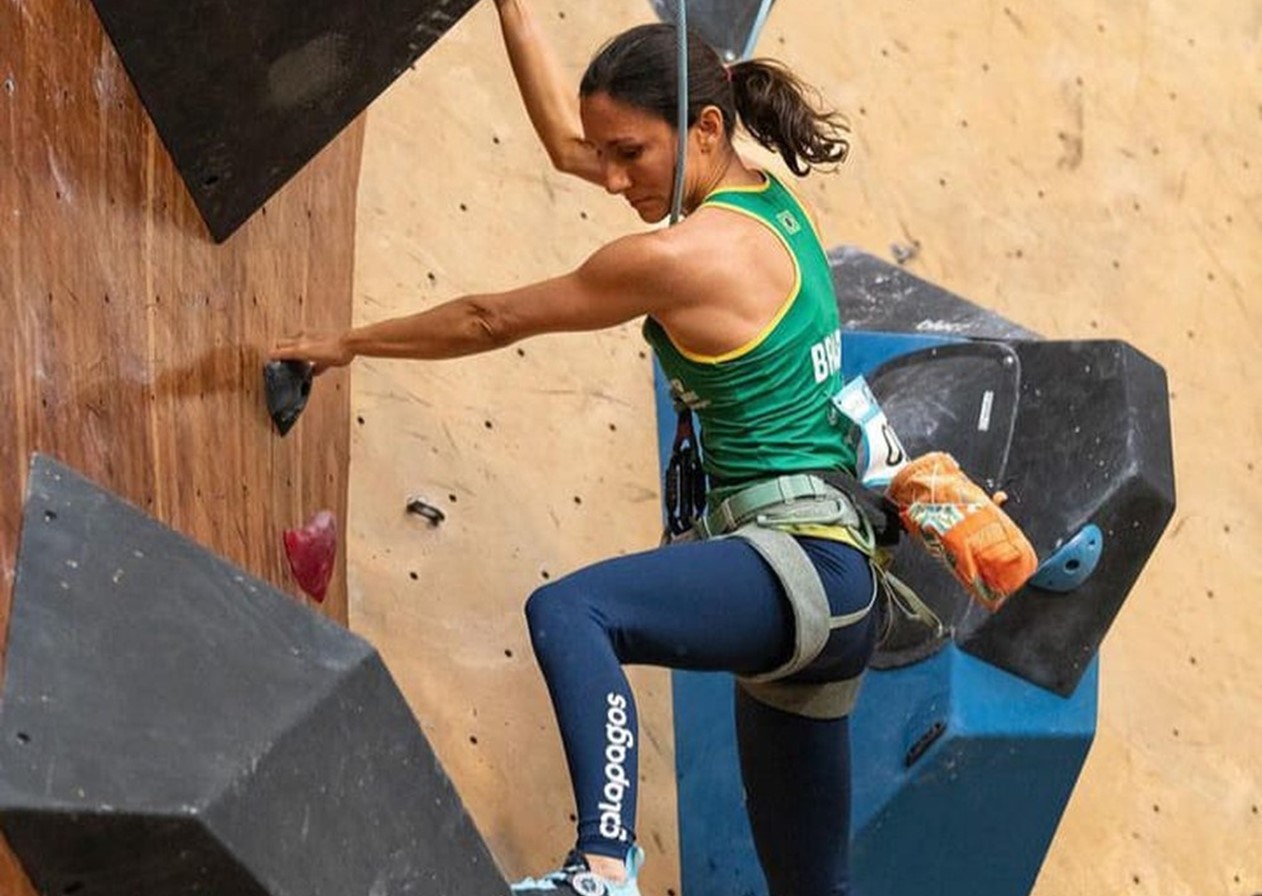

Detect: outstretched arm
493,0,603,184
272,232,688,371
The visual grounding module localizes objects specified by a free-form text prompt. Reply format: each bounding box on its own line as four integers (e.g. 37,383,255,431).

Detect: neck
683,147,761,213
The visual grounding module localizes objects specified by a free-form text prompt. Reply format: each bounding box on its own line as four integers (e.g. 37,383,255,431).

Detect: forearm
342,296,509,361
493,0,588,171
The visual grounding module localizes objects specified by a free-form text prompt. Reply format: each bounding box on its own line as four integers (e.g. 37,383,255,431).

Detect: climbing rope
669,0,688,224
742,0,774,61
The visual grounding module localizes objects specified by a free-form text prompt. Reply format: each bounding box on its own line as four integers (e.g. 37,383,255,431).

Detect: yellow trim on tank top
701,167,817,233
705,170,827,251
701,171,773,202
671,200,803,365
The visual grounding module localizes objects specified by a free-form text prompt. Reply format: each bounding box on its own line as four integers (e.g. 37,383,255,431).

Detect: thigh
544,537,795,676
794,537,879,682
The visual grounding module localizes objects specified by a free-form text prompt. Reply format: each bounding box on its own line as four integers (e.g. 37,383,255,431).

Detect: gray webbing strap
726,523,879,719
730,525,831,683
738,673,865,721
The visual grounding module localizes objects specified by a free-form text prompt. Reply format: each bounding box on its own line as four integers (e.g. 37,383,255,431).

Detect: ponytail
729,58,850,176
582,25,850,177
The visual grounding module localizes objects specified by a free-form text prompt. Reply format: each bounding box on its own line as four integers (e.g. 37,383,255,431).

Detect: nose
602,161,631,195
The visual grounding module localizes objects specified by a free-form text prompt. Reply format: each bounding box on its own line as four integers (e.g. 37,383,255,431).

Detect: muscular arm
273,233,691,369
493,0,603,183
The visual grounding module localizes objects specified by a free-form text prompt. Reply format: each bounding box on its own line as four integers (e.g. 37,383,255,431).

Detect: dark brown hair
579,23,850,176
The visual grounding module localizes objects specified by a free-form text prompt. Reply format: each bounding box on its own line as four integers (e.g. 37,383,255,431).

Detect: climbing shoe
510,846,644,896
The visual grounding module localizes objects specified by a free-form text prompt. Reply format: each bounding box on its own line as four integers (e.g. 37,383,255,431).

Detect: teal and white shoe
509,845,644,896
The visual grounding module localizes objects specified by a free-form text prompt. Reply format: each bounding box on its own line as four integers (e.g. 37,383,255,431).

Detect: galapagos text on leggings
598,692,634,842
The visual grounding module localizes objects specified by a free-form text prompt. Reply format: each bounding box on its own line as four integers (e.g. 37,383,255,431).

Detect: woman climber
274,2,875,893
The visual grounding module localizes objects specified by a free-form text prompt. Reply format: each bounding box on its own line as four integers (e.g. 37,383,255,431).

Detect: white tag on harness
832,375,909,489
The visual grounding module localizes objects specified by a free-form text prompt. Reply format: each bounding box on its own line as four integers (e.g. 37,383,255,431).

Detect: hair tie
724,64,733,83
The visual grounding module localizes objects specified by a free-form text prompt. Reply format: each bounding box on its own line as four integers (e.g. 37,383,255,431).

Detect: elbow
546,138,595,180
546,144,577,176
465,299,519,350
550,155,574,177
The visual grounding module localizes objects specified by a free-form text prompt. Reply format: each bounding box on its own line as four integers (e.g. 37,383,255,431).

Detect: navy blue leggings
525,535,877,896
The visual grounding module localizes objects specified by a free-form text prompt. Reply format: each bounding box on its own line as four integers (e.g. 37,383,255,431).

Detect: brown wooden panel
0,2,363,888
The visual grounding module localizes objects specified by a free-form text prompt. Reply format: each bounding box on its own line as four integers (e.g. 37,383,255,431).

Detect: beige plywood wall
349,2,1260,894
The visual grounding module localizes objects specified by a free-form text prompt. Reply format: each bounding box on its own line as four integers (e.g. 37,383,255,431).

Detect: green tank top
643,171,856,484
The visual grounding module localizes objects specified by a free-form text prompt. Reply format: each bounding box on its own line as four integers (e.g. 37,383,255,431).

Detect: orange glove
887,452,1038,612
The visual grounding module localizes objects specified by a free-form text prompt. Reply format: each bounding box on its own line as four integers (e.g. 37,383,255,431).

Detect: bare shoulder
582,202,794,316
675,203,796,284
659,209,765,273
586,225,705,299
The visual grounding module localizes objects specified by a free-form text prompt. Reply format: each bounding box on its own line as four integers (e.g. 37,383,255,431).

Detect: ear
691,105,727,150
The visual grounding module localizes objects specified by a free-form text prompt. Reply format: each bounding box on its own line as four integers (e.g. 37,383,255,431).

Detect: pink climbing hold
283,510,337,603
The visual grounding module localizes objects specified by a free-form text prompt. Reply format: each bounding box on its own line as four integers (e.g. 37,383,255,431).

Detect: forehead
579,92,670,144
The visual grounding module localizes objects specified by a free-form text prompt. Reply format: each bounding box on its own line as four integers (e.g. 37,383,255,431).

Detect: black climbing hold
0,455,510,896
263,360,313,436
406,496,446,526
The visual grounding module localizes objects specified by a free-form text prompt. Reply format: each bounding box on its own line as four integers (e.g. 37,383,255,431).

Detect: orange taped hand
887,452,1038,612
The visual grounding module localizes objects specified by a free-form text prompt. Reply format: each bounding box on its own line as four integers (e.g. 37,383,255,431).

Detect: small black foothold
405,496,446,526
264,360,314,436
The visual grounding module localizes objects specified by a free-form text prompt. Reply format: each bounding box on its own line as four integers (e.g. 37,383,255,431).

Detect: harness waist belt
696,473,863,540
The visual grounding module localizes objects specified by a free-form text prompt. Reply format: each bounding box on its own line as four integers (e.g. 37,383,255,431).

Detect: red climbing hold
283,510,337,603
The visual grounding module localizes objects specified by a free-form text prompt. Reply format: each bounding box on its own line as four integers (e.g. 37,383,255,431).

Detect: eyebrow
582,137,643,155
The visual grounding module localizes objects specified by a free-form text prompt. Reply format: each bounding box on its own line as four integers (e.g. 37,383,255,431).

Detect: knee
524,580,582,649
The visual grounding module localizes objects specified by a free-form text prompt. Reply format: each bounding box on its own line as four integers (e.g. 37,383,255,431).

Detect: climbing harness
691,472,879,719
731,521,877,719
696,472,871,546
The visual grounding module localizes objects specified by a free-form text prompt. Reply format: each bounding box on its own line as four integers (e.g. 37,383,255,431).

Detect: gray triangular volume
831,246,1040,341
0,454,509,895
87,0,481,241
650,0,776,61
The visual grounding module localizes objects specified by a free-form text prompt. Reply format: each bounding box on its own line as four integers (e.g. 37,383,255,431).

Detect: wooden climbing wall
350,1,1260,895
0,1,362,891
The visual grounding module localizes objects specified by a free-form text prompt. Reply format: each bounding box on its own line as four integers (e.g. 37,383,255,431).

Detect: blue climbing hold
1030,524,1104,593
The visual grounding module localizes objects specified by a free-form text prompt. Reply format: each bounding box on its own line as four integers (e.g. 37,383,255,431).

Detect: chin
636,203,669,224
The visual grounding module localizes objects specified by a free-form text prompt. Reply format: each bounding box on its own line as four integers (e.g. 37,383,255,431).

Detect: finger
270,339,307,360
